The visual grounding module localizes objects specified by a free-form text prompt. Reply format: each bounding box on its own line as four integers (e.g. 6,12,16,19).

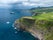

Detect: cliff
14,13,53,40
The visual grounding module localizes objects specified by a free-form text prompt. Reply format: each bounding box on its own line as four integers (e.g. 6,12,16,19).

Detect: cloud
0,0,18,4
21,2,39,7
16,0,53,7
29,0,53,6
0,0,53,7
0,0,18,6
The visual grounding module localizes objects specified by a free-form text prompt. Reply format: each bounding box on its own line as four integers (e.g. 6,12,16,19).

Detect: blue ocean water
0,8,38,40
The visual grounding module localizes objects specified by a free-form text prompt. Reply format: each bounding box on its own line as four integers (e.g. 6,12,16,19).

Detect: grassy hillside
32,12,53,21
15,7,53,40
31,7,53,13
32,13,53,40
17,12,53,40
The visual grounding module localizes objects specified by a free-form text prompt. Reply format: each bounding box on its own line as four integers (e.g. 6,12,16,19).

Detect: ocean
0,7,39,40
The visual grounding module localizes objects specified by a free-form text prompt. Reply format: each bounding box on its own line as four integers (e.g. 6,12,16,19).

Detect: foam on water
14,27,17,29
6,21,10,24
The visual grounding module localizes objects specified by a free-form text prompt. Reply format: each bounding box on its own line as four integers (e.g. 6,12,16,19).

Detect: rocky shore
14,17,44,40
14,13,53,40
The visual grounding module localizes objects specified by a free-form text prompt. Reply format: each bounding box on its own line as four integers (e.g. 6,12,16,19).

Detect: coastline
14,13,53,40
13,18,44,40
28,29,44,40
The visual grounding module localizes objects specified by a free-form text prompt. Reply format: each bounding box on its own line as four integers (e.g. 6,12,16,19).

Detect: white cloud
18,0,53,7
0,0,53,7
22,2,38,6
0,0,18,4
0,0,18,6
17,0,28,2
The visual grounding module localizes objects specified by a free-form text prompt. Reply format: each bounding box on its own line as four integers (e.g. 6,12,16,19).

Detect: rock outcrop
14,13,53,40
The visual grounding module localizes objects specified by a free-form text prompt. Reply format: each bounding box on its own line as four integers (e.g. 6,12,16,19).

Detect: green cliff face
32,13,53,40
14,13,53,40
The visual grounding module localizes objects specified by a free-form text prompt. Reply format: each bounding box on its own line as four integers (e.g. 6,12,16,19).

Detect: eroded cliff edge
14,13,53,40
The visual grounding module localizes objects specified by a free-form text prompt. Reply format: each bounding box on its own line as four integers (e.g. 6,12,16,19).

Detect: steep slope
14,12,53,40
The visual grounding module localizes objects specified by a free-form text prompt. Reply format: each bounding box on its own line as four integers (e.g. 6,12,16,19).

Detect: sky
0,0,53,7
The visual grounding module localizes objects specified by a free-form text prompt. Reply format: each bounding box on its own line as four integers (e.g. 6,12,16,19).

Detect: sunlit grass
32,12,53,21
32,12,53,40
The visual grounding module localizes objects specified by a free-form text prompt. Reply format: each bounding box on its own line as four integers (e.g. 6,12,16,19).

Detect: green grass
19,12,53,40
32,12,53,21
31,7,53,13
32,13,53,40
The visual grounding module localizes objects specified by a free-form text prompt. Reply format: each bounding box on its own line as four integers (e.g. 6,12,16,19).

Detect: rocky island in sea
14,7,53,40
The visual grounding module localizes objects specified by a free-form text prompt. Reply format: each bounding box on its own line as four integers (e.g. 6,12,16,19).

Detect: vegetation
16,7,53,40
19,12,53,40
32,13,53,40
31,7,53,13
